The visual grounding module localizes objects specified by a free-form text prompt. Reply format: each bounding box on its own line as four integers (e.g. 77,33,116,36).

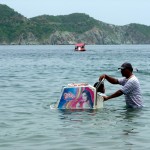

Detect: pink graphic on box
58,87,95,109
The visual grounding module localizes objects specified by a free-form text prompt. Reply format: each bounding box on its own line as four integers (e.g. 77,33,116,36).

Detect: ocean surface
0,45,150,150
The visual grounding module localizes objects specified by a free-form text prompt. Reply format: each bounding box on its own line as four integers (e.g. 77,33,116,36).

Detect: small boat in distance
74,43,86,51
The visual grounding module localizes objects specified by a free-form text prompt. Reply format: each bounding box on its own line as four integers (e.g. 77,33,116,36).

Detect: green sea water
0,45,150,150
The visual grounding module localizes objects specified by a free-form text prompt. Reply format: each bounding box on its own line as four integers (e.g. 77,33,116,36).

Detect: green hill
0,4,150,45
0,4,28,43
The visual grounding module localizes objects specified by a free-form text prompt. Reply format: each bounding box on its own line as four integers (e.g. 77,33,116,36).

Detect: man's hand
99,74,106,81
102,95,109,101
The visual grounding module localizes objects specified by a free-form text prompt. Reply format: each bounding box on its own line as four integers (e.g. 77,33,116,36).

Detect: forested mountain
0,4,150,45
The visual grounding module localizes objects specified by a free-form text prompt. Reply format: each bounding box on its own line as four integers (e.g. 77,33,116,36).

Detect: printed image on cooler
58,86,95,109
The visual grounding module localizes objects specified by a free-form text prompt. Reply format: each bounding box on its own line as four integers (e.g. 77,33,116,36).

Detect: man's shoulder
129,75,139,82
118,77,127,85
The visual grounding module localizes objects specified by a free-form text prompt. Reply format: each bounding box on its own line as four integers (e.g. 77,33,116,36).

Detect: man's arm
103,90,123,101
99,74,119,84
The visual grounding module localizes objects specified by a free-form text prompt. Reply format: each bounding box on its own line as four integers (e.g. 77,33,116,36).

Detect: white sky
0,0,150,26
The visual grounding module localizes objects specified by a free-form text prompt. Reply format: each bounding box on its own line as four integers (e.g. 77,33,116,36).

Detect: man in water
99,62,143,108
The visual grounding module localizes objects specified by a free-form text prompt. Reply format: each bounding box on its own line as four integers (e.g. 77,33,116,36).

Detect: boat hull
75,43,86,51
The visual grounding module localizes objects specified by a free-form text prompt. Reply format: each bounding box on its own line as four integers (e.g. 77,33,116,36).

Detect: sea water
0,45,150,150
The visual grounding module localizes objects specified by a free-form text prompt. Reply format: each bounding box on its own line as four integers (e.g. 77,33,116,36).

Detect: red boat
74,43,86,51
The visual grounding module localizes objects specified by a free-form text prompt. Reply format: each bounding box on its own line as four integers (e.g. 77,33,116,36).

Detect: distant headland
0,4,150,45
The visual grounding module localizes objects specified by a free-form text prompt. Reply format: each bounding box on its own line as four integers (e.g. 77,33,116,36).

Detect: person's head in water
94,82,105,93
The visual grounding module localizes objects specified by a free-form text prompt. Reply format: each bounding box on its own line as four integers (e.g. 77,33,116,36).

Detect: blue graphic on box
58,87,95,109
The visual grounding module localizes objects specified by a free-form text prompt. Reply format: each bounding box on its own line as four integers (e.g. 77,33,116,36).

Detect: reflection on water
124,108,143,119
50,107,148,150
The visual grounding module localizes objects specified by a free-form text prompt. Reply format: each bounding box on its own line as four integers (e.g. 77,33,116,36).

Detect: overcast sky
1,0,150,26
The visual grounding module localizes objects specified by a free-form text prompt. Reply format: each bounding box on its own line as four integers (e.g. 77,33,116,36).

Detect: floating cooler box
54,83,104,109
